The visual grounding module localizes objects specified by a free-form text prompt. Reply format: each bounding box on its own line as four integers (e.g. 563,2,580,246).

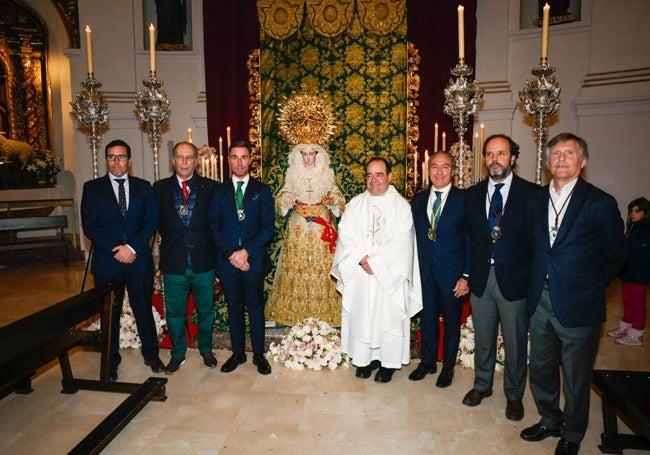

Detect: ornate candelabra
444,59,484,189
71,75,109,178
135,71,170,181
519,58,561,185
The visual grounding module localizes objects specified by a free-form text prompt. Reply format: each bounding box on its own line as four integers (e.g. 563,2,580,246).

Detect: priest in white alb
331,157,422,383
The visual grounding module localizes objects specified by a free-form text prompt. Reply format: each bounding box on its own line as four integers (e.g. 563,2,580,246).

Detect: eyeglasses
106,154,129,162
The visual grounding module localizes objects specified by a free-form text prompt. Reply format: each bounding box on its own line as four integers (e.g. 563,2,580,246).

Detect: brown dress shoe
462,388,492,406
506,399,524,421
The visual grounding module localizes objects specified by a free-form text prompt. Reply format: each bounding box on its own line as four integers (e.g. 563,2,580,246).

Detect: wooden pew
0,215,70,265
0,283,167,453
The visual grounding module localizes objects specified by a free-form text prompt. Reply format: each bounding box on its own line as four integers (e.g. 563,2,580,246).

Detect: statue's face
301,148,317,168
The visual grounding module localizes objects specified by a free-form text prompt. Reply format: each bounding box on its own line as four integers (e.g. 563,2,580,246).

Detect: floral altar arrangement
456,315,506,372
22,150,61,186
267,317,350,371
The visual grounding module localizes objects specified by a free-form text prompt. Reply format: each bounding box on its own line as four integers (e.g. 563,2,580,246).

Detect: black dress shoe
462,388,492,406
506,399,524,421
520,422,561,441
165,357,186,375
435,368,454,388
374,367,395,383
108,365,118,383
200,352,218,369
408,362,437,381
555,438,579,455
221,353,247,373
145,357,166,373
253,354,272,375
355,360,381,379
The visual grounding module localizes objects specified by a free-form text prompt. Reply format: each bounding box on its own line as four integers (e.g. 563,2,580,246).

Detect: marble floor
0,263,649,454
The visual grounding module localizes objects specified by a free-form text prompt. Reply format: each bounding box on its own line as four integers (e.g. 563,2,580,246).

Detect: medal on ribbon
491,225,502,242
428,228,436,241
237,209,246,221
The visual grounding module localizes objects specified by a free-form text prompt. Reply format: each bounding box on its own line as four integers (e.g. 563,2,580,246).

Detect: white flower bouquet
456,315,507,372
267,318,350,371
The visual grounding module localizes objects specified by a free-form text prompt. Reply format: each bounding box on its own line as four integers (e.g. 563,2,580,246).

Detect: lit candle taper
457,5,465,60
187,128,192,143
442,132,446,151
85,26,94,75
434,123,439,151
226,126,231,149
219,137,224,182
149,24,156,72
541,3,550,59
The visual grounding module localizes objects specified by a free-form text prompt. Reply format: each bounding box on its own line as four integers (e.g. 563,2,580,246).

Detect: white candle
541,3,550,59
442,132,446,151
219,137,224,181
479,123,485,154
226,126,231,149
424,149,430,187
187,128,192,143
201,156,206,176
414,150,418,189
434,123,439,151
211,155,216,180
149,24,156,72
457,5,465,60
85,26,93,75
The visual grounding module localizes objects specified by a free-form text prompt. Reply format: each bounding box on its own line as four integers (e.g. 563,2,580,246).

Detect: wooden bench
592,369,650,453
0,283,167,453
0,215,69,265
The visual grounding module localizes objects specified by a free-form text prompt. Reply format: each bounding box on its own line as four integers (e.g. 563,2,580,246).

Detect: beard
488,163,511,181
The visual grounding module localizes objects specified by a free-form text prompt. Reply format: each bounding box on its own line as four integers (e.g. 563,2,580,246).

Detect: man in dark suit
81,139,165,381
410,151,469,388
210,140,275,375
153,141,218,375
520,133,626,455
462,134,539,421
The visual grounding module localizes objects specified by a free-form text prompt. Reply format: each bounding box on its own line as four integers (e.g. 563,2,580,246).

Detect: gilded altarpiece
256,0,409,200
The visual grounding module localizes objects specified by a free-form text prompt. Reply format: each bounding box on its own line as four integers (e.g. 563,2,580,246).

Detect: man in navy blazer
153,141,219,375
410,151,469,388
520,133,626,455
210,140,275,375
462,134,540,421
81,139,164,381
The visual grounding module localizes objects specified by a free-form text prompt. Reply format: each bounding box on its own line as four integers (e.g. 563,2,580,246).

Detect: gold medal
428,228,436,241
179,205,189,216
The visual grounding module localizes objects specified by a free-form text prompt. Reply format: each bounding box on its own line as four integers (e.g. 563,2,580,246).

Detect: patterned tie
181,180,189,204
116,178,127,218
236,180,244,210
488,183,504,231
432,191,442,229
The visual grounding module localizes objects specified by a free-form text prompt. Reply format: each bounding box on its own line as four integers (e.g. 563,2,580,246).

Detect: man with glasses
81,139,164,382
153,141,219,374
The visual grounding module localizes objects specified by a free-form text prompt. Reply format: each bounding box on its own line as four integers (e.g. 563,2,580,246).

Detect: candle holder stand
71,74,109,179
518,57,561,185
444,59,484,189
135,71,170,182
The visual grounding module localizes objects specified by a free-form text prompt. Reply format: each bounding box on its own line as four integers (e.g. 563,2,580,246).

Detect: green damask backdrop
260,14,408,198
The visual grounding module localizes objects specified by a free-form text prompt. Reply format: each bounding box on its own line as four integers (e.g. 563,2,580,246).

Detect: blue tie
488,183,504,231
432,191,442,229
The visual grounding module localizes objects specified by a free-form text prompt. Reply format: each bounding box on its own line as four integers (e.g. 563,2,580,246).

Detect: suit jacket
528,178,627,327
464,173,541,300
210,177,275,276
153,174,218,274
412,186,469,292
81,174,158,277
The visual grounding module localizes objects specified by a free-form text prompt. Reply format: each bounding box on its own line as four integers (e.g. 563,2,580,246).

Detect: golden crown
277,87,337,147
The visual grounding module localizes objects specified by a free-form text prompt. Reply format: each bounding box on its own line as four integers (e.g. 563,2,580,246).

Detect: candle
541,3,550,59
211,155,216,180
442,132,446,151
414,150,418,188
434,123,439,151
149,24,156,72
187,128,192,143
219,137,224,181
457,5,465,60
85,26,93,75
201,156,206,177
479,123,485,154
422,161,427,188
424,150,430,187
226,126,231,149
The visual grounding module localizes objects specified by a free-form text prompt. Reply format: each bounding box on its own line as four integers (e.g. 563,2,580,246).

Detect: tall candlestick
442,132,446,151
457,5,465,60
149,24,156,72
187,128,192,143
85,26,94,75
541,3,550,59
219,137,224,181
424,150,430,187
414,150,418,189
434,123,439,151
201,156,206,176
479,123,485,155
226,126,231,149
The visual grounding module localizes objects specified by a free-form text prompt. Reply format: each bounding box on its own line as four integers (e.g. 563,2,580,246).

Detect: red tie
182,180,189,203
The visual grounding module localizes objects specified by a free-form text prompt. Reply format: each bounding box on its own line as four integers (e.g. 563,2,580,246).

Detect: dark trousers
220,267,266,355
470,266,528,399
420,269,463,370
529,286,600,444
95,268,158,368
